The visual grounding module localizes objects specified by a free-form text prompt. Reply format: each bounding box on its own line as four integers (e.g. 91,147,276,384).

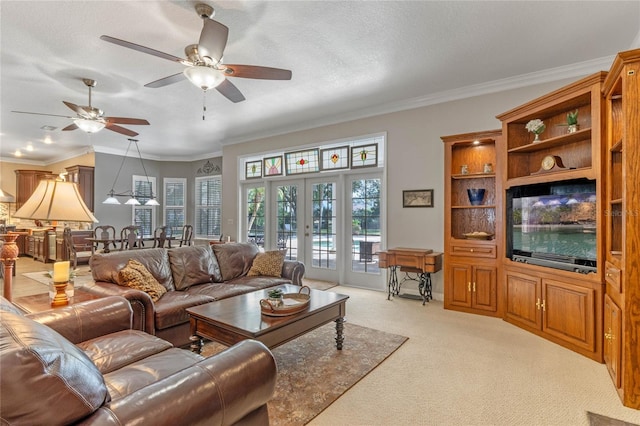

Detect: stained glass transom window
245,160,262,179
351,144,378,168
285,149,319,175
320,146,350,171
263,156,283,176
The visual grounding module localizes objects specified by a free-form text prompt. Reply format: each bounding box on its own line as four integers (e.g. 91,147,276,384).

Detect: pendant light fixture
102,138,160,206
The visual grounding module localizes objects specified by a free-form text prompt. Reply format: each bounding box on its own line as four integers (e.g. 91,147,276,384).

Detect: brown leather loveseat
87,242,305,347
0,295,276,425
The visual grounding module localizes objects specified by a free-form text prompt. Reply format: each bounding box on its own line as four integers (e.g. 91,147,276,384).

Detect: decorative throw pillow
247,250,286,277
118,259,167,302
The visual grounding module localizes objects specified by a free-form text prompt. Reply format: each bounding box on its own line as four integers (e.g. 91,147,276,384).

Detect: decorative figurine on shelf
526,119,546,142
566,109,579,133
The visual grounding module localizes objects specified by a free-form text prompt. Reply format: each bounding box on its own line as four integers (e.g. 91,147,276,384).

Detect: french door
242,172,384,289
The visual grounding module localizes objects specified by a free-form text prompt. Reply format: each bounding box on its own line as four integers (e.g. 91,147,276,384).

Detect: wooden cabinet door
604,294,622,388
448,262,471,308
505,270,541,329
472,265,497,312
542,279,595,352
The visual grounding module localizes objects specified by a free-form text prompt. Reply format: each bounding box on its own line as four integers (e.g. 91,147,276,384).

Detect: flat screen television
506,178,597,274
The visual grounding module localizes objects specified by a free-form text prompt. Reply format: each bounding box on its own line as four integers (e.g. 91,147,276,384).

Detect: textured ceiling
1,1,639,163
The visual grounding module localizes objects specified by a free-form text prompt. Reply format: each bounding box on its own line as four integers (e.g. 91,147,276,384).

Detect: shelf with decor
442,129,502,318
602,48,640,410
497,72,605,184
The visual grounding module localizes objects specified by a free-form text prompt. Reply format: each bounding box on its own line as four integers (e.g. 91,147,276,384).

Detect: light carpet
201,322,407,426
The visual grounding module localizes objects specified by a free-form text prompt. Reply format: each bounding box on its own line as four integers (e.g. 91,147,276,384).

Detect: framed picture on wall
403,189,434,208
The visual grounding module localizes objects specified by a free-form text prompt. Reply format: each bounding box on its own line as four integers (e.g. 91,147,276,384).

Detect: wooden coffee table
186,284,349,353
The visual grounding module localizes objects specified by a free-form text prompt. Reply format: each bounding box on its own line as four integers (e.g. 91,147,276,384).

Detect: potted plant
267,288,284,307
525,119,546,142
566,109,579,133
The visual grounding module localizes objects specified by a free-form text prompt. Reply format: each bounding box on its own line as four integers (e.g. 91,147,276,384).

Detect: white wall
221,77,578,296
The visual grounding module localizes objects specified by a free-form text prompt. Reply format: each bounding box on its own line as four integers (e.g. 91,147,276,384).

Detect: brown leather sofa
87,242,305,347
0,295,276,425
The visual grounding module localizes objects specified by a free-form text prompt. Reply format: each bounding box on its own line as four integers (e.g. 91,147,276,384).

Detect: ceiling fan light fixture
75,118,106,133
183,66,224,91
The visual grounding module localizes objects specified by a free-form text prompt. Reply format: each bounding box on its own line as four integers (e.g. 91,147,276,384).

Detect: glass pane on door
311,182,337,270
276,185,298,260
246,186,265,247
351,178,381,274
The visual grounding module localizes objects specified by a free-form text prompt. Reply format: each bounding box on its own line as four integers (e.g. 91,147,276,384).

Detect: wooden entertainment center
442,48,640,409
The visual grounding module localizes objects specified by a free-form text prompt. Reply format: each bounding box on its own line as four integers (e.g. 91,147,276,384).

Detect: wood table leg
335,317,344,350
190,334,203,354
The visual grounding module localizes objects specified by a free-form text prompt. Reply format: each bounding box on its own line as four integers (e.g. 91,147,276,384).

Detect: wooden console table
378,247,443,305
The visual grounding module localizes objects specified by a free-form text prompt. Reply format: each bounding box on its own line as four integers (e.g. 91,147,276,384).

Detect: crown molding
92,145,222,162
222,55,616,148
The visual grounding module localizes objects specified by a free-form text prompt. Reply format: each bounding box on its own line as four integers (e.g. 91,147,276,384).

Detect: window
164,178,186,237
195,176,222,238
132,175,156,237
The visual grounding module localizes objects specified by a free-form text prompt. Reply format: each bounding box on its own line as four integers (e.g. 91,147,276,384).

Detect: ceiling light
14,150,22,157
75,118,106,133
25,144,34,152
183,66,224,91
102,138,160,207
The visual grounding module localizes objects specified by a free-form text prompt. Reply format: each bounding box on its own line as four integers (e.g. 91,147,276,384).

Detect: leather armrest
83,282,156,335
27,296,132,344
282,260,305,286
79,340,276,426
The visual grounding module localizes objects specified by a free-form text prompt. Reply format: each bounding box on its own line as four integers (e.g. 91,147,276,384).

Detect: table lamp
1,180,98,302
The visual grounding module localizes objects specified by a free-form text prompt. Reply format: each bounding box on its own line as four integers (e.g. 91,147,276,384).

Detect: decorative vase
268,295,283,307
567,124,579,133
533,133,542,142
467,188,486,206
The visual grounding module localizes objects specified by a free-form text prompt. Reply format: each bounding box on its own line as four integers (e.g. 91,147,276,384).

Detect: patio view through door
243,173,384,288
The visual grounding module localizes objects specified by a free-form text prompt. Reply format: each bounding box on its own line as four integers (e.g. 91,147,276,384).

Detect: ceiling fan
12,78,150,137
100,3,292,103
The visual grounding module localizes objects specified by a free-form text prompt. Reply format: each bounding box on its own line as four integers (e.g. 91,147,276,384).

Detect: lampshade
13,180,98,223
75,118,106,133
145,197,160,206
183,66,225,91
0,189,16,203
125,197,141,206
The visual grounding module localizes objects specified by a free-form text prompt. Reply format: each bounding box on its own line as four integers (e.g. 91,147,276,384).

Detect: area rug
587,411,640,426
201,322,407,425
301,278,338,291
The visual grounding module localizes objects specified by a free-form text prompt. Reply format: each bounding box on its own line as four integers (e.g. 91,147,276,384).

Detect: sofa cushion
78,329,173,374
91,248,176,291
168,245,223,289
119,259,167,302
0,311,109,425
154,292,216,330
247,249,286,277
212,242,260,281
103,347,204,400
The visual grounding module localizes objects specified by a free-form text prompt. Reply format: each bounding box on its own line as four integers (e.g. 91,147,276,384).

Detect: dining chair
178,224,193,247
92,225,118,254
120,225,144,250
63,227,92,269
152,226,171,248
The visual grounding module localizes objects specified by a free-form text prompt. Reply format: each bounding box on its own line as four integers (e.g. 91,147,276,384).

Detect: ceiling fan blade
223,65,292,80
62,123,79,131
105,117,150,125
63,101,91,117
215,79,245,103
12,110,74,119
198,19,229,63
100,35,185,63
105,122,139,137
145,72,186,88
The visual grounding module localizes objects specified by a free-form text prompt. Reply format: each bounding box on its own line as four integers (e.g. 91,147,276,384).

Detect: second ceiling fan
101,3,292,103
